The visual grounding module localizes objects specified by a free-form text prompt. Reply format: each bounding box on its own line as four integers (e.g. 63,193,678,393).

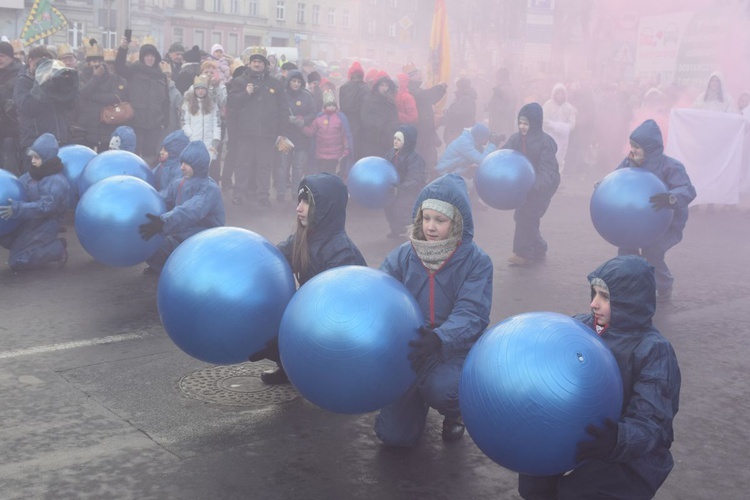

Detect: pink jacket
303,111,350,160
395,73,418,125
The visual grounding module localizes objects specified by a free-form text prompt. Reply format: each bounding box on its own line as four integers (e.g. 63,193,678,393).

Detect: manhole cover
179,362,300,407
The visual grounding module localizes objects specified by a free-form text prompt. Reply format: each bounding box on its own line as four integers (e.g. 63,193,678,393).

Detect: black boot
260,365,289,385
442,416,465,442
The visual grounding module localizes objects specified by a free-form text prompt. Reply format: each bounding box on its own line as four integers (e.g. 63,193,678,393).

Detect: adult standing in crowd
405,63,447,171
485,67,517,140
360,75,398,158
115,35,170,164
0,40,24,174
164,42,184,76
338,61,368,163
175,45,203,95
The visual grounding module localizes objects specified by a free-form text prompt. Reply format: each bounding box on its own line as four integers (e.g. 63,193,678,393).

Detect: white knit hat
421,198,455,219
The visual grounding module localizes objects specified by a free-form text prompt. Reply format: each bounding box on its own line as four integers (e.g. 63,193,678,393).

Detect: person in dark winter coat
276,70,317,202
139,141,225,274
108,125,136,153
152,129,189,197
384,125,427,238
374,173,493,447
485,67,517,138
360,76,399,158
614,119,696,301
226,52,288,206
164,42,185,76
338,61,369,163
115,37,170,162
77,39,128,152
502,102,560,266
518,255,681,500
14,47,78,173
0,133,70,272
0,41,25,174
442,77,477,145
174,45,202,95
249,173,367,384
406,67,447,170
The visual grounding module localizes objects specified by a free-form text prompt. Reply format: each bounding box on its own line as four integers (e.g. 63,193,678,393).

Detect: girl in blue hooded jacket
384,124,427,238
250,172,367,384
374,173,493,446
138,141,225,274
0,133,70,272
519,255,681,500
502,102,560,266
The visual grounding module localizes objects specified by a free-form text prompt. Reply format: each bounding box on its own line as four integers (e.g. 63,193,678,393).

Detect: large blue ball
591,167,674,248
0,169,26,236
158,227,296,365
75,175,166,267
460,312,623,476
279,266,421,414
78,149,154,196
475,150,536,210
347,156,400,209
59,144,96,207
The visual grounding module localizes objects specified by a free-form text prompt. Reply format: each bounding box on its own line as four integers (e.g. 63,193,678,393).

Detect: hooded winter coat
160,141,225,241
109,125,136,153
277,173,366,285
384,125,427,235
616,119,696,252
0,58,24,138
226,66,287,139
339,62,368,150
282,70,317,151
572,255,680,497
395,73,418,125
114,44,170,130
152,129,189,196
380,173,493,356
542,82,577,167
360,76,399,158
435,127,497,177
692,71,737,113
77,64,127,147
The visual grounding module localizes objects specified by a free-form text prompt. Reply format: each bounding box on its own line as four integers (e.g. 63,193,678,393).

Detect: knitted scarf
30,156,63,181
410,235,460,272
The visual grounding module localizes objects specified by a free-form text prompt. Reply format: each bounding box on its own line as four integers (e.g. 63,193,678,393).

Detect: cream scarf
410,236,460,272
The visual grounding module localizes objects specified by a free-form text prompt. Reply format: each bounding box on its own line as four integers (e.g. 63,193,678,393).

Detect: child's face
590,285,611,327
393,132,404,150
324,104,337,114
159,148,168,162
422,209,453,241
195,87,207,98
30,154,42,168
181,162,194,178
518,117,530,135
628,141,645,165
296,199,310,227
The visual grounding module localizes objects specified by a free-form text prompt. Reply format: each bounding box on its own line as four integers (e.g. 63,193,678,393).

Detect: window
245,35,261,47
213,0,222,12
276,0,286,21
67,21,84,48
342,9,350,29
388,23,396,37
228,32,239,55
172,27,184,43
103,30,116,49
327,7,335,26
297,3,305,23
230,0,238,13
312,5,320,25
367,20,376,35
194,29,205,49
212,32,222,45
248,0,258,16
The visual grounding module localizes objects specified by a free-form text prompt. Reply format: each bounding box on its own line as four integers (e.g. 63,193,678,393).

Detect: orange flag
428,0,451,112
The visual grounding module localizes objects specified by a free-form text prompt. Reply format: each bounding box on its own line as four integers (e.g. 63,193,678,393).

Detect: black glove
649,192,676,210
408,326,442,373
488,133,506,146
575,418,618,462
248,338,280,363
138,213,164,240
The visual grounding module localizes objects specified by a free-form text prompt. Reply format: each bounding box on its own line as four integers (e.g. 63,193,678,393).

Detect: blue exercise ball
78,149,154,196
591,167,674,248
0,169,26,236
59,144,96,208
474,150,536,210
75,175,166,267
158,227,296,365
279,266,422,414
460,312,623,476
347,156,400,209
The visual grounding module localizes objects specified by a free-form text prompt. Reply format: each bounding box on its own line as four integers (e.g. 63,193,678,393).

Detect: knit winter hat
168,42,185,54
470,123,490,143
281,62,297,71
183,45,201,63
323,89,337,107
0,41,13,59
307,70,321,83
590,277,609,293
211,44,224,55
27,133,59,162
421,198,455,220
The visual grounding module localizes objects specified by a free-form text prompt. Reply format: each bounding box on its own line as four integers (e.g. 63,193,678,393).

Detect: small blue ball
159,227,296,365
460,312,623,476
591,167,674,248
0,169,26,236
279,266,421,414
475,150,536,210
348,156,400,209
78,149,154,195
75,175,166,267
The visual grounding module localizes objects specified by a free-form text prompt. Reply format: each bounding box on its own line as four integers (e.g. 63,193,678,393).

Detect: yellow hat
193,74,209,89
240,46,267,65
57,43,74,59
103,48,117,62
84,39,104,60
141,35,156,47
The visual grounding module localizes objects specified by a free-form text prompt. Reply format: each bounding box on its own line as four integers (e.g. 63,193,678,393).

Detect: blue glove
576,418,618,462
408,326,442,372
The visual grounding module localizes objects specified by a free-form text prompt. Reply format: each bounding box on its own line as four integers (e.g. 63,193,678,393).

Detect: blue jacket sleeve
662,158,696,209
277,234,295,268
609,336,681,463
11,176,69,220
161,181,222,234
